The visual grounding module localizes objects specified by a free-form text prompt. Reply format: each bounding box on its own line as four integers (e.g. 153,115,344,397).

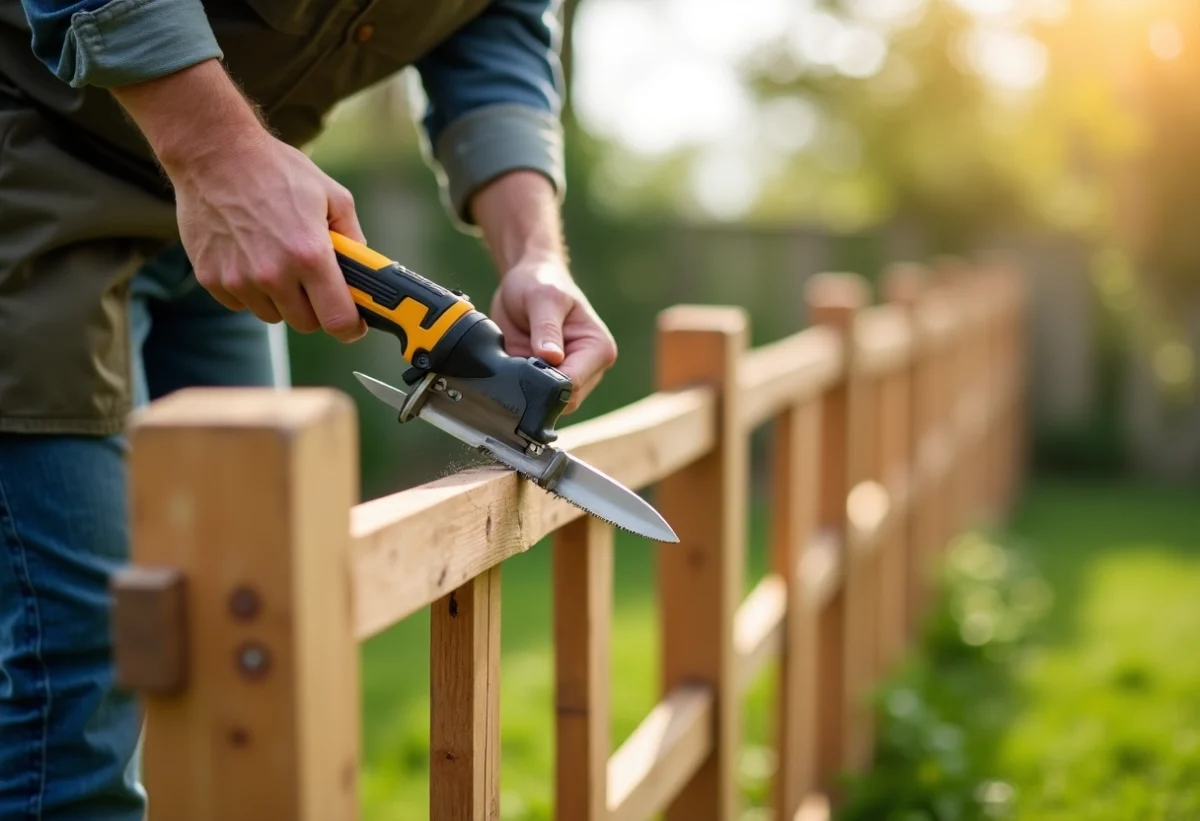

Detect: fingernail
541,341,562,356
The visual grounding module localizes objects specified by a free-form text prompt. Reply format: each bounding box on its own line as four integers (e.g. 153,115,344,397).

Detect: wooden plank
733,574,786,694
430,567,502,821
555,518,613,821
804,272,868,790
606,686,714,821
739,327,843,430
801,530,843,611
656,305,749,821
795,793,831,821
878,372,911,669
352,387,715,639
855,305,915,377
128,387,359,821
884,264,931,634
772,400,822,818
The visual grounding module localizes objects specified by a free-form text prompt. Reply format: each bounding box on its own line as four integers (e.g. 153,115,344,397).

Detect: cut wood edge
606,685,714,821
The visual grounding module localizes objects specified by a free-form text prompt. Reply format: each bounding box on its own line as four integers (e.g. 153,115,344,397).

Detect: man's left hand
489,257,617,414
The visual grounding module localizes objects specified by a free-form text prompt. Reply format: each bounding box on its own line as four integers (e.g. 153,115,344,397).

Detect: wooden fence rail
111,260,1026,821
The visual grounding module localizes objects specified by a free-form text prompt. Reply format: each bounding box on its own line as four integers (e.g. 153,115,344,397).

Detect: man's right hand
112,59,367,342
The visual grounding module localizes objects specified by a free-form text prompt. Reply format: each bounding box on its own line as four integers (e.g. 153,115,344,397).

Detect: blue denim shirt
14,0,565,223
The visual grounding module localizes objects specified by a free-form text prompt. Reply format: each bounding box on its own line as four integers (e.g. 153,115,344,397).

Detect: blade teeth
512,468,641,537
487,454,645,538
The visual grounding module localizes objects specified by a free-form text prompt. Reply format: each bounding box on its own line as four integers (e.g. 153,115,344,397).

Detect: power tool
331,231,678,543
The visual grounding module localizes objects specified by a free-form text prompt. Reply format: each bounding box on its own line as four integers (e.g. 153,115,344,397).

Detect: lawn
839,478,1200,820
359,478,1200,820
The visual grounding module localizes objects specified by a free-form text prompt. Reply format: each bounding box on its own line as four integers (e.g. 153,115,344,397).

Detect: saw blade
353,371,679,543
477,441,678,543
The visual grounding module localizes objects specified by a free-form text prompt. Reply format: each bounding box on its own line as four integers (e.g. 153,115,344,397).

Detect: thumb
326,183,367,244
527,291,571,365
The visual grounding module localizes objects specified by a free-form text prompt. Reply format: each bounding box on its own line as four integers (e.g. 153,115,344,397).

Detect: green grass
839,478,1200,820
359,507,777,820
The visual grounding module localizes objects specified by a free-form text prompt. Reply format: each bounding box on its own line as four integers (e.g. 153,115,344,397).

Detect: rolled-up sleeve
414,0,566,227
22,0,222,89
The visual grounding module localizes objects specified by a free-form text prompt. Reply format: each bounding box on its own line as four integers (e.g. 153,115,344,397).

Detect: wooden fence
110,260,1026,821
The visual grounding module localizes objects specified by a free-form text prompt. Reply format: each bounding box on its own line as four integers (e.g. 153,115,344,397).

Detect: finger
326,183,366,244
302,249,368,343
227,283,283,324
258,279,321,334
558,335,618,392
526,288,572,365
564,372,602,414
200,279,247,313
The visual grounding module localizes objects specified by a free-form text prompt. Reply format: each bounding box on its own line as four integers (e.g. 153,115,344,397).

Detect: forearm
469,170,567,275
110,58,268,177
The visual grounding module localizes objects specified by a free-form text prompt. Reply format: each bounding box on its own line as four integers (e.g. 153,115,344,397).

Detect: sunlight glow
689,147,763,221
953,0,1015,17
962,27,1048,91
1149,19,1184,61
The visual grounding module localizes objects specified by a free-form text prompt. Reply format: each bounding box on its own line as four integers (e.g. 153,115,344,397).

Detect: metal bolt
236,642,271,680
432,378,447,392
447,389,462,402
228,586,260,622
526,442,544,456
415,353,432,369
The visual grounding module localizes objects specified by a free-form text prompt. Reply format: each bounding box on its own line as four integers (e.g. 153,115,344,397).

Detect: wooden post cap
883,263,927,306
804,272,869,313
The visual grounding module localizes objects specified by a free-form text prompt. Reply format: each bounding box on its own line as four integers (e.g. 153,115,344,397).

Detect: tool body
332,231,678,543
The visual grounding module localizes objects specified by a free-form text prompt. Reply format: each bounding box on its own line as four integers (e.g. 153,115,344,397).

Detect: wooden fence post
656,305,749,821
884,264,929,636
430,567,502,821
122,388,359,821
771,397,822,819
804,273,869,783
554,518,613,820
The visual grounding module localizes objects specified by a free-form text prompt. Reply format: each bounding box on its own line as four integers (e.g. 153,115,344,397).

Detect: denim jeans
0,245,285,819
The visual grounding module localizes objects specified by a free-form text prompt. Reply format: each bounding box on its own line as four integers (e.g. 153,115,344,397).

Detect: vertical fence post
656,305,749,821
884,264,929,636
121,388,359,821
430,566,502,821
554,518,613,820
772,397,822,819
805,273,869,782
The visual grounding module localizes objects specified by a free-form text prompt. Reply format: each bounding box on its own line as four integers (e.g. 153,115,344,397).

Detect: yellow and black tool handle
331,231,481,370
330,230,573,444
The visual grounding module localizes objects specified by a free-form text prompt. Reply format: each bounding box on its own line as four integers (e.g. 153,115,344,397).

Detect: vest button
354,23,375,43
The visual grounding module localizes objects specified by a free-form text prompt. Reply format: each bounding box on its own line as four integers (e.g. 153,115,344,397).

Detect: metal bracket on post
110,565,189,695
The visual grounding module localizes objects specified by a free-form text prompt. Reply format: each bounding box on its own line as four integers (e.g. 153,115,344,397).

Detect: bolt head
235,642,271,680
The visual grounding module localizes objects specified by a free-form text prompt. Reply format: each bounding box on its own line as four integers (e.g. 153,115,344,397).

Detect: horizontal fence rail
112,260,1027,821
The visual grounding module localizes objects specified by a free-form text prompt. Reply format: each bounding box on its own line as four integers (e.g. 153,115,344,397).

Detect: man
0,0,616,816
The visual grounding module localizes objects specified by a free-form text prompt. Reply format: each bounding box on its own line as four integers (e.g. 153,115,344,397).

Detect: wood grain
430,567,502,821
656,305,749,821
129,387,359,821
554,518,613,821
